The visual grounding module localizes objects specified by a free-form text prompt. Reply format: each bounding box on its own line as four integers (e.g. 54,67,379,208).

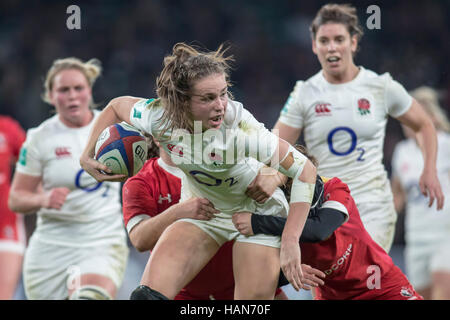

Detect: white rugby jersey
16,111,126,247
279,67,412,205
130,98,291,217
391,132,450,244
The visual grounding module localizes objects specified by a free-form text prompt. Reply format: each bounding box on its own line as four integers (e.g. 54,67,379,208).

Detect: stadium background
1,0,449,299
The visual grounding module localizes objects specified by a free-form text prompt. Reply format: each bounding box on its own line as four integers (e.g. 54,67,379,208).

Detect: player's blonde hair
42,57,102,107
310,3,364,45
410,86,450,133
156,42,234,134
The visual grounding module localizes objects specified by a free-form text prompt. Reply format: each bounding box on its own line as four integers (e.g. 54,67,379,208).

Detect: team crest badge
208,152,223,167
167,143,184,157
357,98,371,115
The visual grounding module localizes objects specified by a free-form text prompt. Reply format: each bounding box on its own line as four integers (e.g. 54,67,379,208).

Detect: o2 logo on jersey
327,127,365,161
75,169,110,197
189,170,238,187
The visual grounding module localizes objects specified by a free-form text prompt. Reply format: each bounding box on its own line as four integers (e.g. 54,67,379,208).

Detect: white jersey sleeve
129,98,166,137
278,81,305,129
384,75,413,118
238,106,280,165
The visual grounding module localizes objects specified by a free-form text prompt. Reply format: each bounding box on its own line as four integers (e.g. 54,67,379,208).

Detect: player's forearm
391,177,406,213
282,202,310,244
8,189,45,214
129,207,180,252
82,100,126,159
252,208,345,242
416,119,438,173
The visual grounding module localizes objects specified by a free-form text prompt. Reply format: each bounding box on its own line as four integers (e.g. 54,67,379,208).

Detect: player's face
189,73,228,130
312,23,358,79
49,69,93,127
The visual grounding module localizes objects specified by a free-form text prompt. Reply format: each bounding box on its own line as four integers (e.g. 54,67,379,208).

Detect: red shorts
0,204,26,254
316,266,423,300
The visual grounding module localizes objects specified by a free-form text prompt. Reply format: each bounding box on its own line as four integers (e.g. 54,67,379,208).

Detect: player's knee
69,285,113,300
130,285,169,300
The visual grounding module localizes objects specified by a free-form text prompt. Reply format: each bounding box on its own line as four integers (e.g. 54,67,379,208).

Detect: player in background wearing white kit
8,58,128,300
391,86,450,300
269,4,444,253
80,43,317,299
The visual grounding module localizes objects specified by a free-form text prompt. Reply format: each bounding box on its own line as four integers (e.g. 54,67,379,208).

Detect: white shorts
180,188,288,248
405,241,450,290
179,215,281,248
23,236,129,300
356,201,397,253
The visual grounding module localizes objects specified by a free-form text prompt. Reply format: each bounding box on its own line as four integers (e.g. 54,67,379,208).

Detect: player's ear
312,37,318,55
350,34,358,54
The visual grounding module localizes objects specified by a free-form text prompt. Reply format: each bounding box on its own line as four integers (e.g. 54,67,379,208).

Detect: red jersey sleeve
4,117,26,160
122,177,158,232
11,119,26,159
321,177,352,222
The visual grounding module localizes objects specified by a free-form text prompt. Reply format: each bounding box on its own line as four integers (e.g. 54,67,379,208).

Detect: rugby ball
95,122,147,177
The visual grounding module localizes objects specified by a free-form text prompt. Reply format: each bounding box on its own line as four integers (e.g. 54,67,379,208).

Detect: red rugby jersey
0,116,26,245
122,157,235,299
301,177,397,300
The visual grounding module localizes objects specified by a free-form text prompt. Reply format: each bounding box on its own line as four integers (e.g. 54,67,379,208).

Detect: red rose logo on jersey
315,103,331,116
167,144,184,157
358,98,371,115
208,152,223,166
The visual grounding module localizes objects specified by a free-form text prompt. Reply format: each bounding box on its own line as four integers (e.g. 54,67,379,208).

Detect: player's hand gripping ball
95,122,147,177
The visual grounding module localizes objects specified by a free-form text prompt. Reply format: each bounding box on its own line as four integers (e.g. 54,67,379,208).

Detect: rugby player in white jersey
80,43,318,299
269,4,444,253
391,86,450,299
8,58,128,300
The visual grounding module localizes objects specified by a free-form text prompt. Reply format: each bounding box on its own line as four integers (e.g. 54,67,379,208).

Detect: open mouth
327,56,340,65
68,104,80,110
209,115,223,127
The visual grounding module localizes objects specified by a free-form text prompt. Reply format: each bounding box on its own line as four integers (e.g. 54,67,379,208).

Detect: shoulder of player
111,95,147,108
130,97,163,111
359,67,395,88
0,115,18,127
23,115,60,142
297,72,321,91
322,177,351,194
0,116,24,136
125,158,159,185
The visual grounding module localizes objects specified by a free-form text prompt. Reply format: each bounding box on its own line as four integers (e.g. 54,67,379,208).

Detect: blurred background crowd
1,0,449,299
